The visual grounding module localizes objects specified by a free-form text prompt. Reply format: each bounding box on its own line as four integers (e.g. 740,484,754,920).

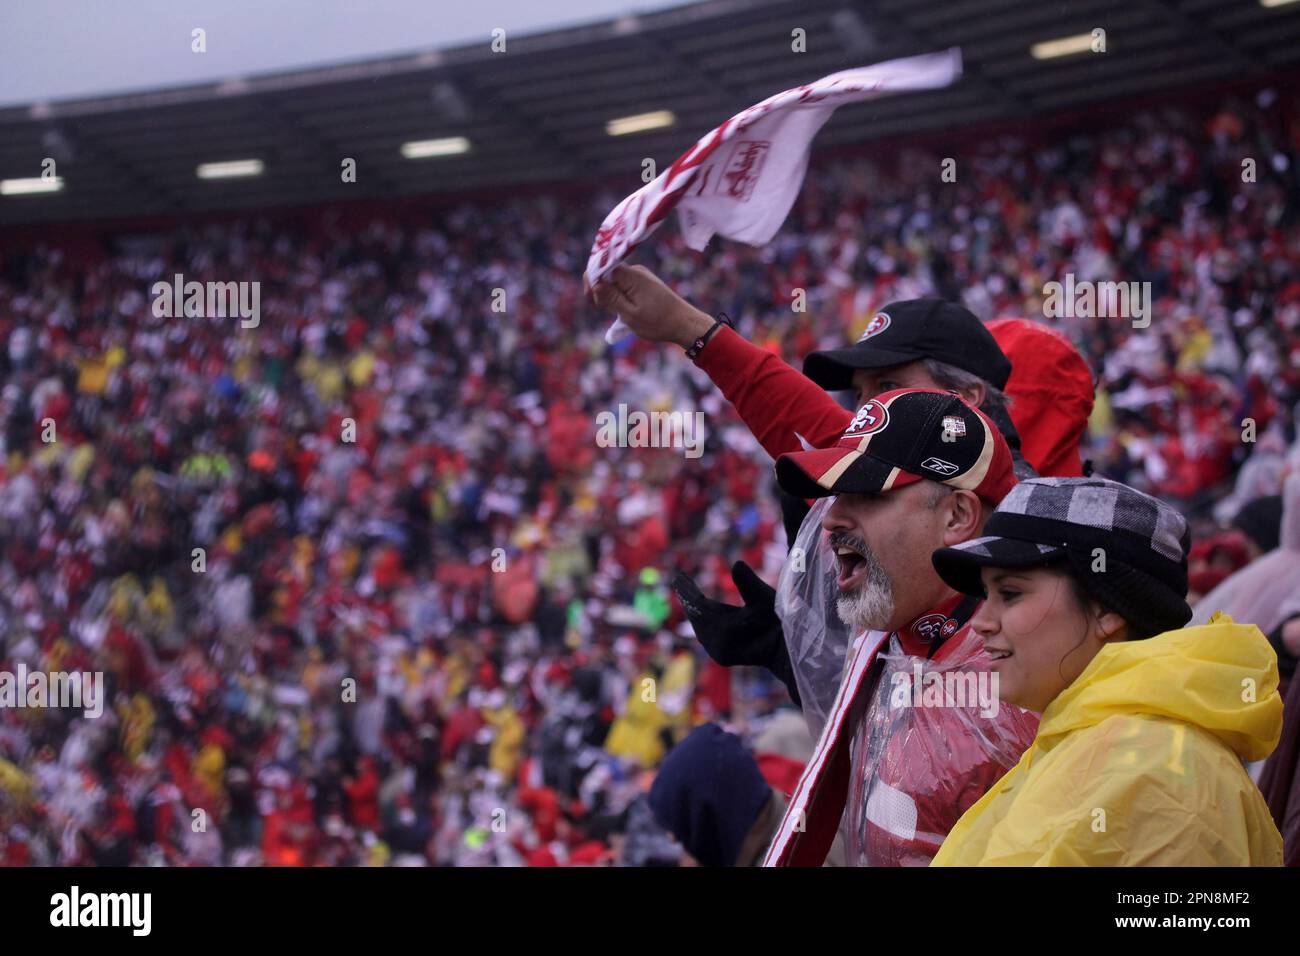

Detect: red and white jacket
762,601,1038,866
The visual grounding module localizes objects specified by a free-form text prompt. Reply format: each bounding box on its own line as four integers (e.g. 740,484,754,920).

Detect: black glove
671,561,801,707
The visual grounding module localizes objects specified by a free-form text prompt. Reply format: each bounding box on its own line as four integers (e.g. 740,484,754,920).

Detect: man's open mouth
833,543,871,591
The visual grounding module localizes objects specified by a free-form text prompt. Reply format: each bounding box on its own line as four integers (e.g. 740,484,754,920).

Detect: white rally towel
585,48,962,343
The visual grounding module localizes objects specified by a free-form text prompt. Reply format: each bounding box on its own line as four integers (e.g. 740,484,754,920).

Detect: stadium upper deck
4,0,1300,225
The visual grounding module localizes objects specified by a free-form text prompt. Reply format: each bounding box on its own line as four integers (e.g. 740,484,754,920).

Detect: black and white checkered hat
932,477,1193,637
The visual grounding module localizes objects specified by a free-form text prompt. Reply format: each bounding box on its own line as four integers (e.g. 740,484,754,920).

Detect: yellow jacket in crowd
605,670,670,768
605,653,698,768
0,758,32,806
485,705,526,780
933,613,1283,866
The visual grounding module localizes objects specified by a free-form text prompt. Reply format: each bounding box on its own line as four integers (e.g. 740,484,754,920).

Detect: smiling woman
970,566,1119,714
929,476,1285,866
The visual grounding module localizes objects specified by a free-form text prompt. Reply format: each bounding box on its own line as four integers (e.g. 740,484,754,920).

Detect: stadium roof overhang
3,0,1300,226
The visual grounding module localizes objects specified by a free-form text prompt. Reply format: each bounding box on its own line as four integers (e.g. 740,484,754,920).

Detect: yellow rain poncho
484,705,526,781
605,671,671,768
933,613,1283,866
0,758,33,805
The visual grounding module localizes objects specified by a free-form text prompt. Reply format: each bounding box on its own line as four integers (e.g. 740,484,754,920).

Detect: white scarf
585,48,962,342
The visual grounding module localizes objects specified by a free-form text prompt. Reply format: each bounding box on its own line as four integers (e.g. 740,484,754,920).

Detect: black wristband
684,312,733,359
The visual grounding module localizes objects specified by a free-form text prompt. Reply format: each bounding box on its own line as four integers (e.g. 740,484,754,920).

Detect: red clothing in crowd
344,762,381,831
986,317,1094,478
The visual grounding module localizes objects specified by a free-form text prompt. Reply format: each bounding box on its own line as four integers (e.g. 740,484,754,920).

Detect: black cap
803,299,1012,392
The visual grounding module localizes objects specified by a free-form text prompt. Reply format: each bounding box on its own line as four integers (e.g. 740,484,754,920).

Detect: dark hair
1042,570,1125,687
1062,568,1154,641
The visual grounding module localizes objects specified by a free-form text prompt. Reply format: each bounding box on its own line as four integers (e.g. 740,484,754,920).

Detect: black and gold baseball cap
775,388,1017,503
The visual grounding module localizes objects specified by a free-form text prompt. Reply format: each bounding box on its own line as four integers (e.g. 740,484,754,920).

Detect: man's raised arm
587,264,850,459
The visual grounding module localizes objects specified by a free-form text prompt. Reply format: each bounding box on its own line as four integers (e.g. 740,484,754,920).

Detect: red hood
988,318,1095,478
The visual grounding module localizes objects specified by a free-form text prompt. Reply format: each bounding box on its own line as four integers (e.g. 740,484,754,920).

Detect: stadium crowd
1,83,1299,865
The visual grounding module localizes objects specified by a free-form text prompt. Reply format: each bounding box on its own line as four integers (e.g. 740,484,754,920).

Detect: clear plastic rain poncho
842,628,1035,865
774,498,1038,866
774,498,852,741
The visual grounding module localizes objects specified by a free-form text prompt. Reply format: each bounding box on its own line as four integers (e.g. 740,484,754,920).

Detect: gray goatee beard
831,535,896,634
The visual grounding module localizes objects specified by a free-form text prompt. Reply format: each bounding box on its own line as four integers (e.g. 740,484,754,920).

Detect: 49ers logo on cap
844,399,890,437
857,312,891,341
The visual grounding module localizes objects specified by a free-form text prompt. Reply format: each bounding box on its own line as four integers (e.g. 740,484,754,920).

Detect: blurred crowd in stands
1,84,1298,865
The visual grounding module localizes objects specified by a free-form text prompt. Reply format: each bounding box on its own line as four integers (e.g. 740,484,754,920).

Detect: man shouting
757,388,1037,865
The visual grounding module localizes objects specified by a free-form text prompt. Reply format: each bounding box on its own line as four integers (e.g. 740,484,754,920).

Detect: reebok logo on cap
921,457,959,476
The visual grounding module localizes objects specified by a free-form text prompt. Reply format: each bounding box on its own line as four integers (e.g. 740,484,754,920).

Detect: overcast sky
0,0,695,106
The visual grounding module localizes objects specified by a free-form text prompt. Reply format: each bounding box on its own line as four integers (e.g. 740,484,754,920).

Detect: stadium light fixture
606,110,676,137
1030,33,1096,60
1260,0,1300,7
0,176,64,196
401,137,471,159
197,159,264,179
